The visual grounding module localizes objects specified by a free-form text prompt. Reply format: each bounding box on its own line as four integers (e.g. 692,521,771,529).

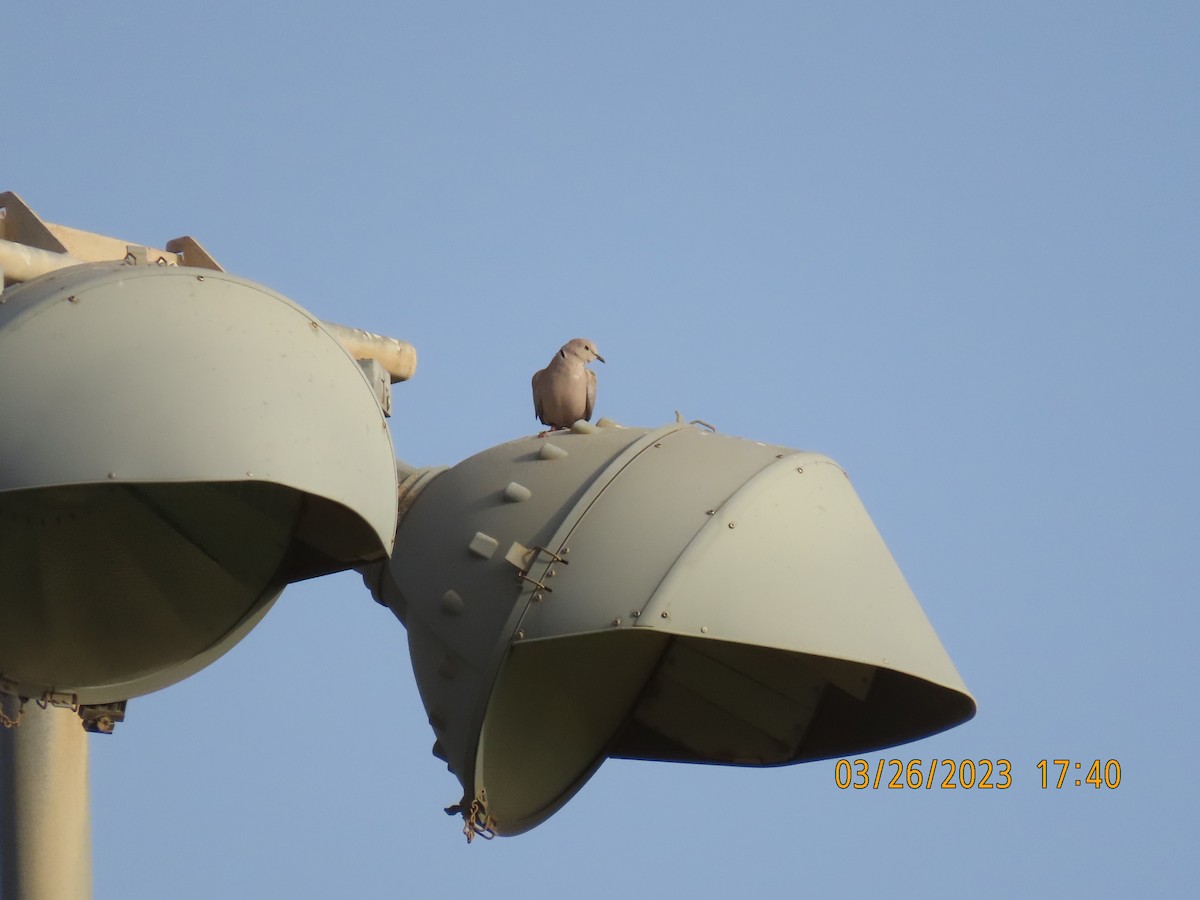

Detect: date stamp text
832,758,1123,790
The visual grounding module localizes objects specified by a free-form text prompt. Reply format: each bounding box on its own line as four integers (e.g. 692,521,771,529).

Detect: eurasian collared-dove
532,338,605,432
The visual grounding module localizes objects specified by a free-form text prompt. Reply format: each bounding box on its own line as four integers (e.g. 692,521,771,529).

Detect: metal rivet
547,567,557,578
196,275,205,281
701,626,709,634
660,611,669,619
468,532,499,559
515,630,525,640
533,592,544,602
504,481,532,503
728,522,736,529
440,590,465,616
706,509,716,516
613,618,622,626
631,610,640,618
67,295,78,304
796,467,804,474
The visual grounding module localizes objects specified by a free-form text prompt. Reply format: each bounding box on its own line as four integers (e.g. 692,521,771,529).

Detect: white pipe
0,239,85,283
320,321,417,383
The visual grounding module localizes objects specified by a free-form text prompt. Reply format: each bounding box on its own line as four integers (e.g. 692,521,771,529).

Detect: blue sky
6,2,1197,896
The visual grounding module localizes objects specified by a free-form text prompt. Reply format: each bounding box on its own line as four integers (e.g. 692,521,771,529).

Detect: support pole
0,704,92,900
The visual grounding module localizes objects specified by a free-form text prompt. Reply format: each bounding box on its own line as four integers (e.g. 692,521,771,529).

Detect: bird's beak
595,353,606,364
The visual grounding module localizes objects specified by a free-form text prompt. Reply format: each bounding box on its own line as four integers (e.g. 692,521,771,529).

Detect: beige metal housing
375,421,975,837
0,262,400,706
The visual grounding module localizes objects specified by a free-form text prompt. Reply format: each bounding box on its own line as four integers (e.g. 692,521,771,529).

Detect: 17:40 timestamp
1037,759,1121,789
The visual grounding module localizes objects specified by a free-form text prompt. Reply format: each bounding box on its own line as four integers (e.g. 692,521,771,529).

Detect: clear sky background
6,2,1198,897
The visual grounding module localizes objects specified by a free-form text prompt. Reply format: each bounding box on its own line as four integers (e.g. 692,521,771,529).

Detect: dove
532,338,605,432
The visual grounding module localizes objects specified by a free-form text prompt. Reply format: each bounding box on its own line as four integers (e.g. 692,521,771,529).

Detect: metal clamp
513,544,571,592
36,691,79,713
515,572,553,592
0,695,25,729
78,700,127,734
529,545,570,565
445,796,497,843
464,797,496,843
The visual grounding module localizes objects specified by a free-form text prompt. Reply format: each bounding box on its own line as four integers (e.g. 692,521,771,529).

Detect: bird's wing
584,368,597,421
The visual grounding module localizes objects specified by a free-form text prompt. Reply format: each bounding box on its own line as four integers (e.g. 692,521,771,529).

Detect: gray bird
532,338,605,432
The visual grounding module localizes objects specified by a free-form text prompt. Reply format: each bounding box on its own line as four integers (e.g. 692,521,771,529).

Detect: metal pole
0,704,92,900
